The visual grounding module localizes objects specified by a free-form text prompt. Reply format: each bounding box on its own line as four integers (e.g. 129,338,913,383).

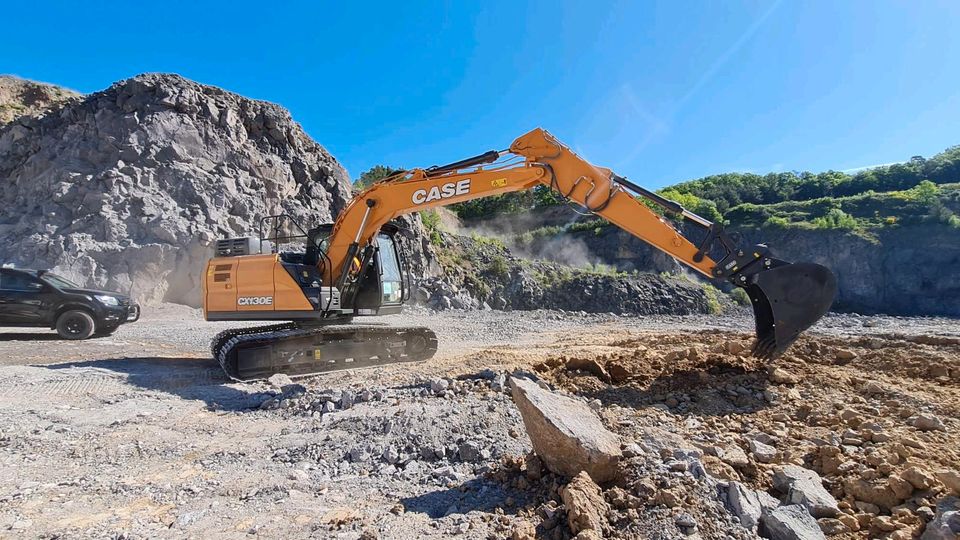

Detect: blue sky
3,1,959,188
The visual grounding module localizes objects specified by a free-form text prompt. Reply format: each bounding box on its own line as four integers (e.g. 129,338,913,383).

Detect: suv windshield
41,273,79,289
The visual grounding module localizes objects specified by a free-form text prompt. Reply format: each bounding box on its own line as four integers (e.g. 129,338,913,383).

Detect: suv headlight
95,295,120,306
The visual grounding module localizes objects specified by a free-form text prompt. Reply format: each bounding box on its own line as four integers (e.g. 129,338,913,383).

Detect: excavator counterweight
202,128,837,381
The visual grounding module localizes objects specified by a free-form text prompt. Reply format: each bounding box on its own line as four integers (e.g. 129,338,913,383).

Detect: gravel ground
0,305,957,539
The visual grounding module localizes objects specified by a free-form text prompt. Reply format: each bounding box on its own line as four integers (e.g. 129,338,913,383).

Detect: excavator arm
324,128,837,359
204,127,836,381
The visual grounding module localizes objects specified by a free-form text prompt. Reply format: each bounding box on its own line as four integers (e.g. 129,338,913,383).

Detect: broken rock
769,367,800,385
510,377,621,483
564,357,610,382
457,441,482,463
511,520,536,540
773,465,841,518
817,518,848,535
727,481,779,531
843,478,901,511
921,496,960,540
561,471,610,534
760,504,827,540
721,444,751,470
749,438,778,464
909,413,946,432
901,466,937,490
268,373,294,389
934,470,960,495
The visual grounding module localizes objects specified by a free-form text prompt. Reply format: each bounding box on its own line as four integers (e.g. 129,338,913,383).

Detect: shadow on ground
400,477,529,519
42,357,272,411
0,332,65,341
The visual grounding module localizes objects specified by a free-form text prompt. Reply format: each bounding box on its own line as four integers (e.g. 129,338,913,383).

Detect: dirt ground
0,305,957,539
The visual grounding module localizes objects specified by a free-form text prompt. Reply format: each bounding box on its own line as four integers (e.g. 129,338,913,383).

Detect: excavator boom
204,128,837,380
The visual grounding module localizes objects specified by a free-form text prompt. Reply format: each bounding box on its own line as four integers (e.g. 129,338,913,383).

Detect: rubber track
213,324,437,382
210,323,297,362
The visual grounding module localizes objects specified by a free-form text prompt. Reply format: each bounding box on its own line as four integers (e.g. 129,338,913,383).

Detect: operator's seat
303,244,320,267
304,224,334,268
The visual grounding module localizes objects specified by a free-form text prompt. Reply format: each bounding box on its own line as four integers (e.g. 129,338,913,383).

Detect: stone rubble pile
246,327,959,539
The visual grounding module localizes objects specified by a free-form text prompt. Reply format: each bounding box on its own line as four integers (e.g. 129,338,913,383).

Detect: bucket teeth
751,334,778,360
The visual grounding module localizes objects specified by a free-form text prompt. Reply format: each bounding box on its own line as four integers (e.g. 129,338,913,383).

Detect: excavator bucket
744,262,837,359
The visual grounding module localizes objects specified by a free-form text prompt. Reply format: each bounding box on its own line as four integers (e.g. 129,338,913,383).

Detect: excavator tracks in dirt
211,324,438,382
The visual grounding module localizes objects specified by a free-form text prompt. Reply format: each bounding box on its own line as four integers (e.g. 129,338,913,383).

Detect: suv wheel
56,310,96,340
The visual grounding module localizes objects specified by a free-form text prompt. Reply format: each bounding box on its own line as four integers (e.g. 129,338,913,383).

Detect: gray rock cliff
0,73,353,306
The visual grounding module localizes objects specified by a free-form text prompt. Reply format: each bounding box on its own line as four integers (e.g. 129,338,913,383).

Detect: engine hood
61,288,131,302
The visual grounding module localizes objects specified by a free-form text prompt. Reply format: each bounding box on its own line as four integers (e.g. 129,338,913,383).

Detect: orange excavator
203,128,836,381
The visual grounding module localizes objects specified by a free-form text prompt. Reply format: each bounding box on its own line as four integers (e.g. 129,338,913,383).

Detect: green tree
811,208,859,230
911,180,941,205
355,165,402,190
656,189,723,222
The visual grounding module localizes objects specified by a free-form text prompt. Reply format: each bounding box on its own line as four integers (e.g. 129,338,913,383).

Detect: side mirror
28,282,45,291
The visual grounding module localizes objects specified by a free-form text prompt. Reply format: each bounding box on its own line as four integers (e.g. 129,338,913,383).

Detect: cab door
352,233,405,312
0,270,51,324
376,233,404,307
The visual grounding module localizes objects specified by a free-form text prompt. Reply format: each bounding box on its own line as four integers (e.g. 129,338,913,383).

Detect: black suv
0,267,140,339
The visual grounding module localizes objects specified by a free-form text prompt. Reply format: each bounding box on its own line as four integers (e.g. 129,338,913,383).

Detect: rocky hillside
738,224,960,316
460,202,960,317
415,232,719,315
0,75,80,124
0,73,352,306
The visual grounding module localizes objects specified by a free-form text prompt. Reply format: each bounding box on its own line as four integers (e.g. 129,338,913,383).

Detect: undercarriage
211,323,438,381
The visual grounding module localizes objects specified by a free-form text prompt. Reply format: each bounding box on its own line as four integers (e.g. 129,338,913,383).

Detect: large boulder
0,73,353,306
509,377,621,484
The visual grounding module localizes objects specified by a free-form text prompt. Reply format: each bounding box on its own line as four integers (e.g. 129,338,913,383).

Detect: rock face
419,232,715,315
509,377,621,484
467,209,960,316
741,225,960,316
0,73,352,305
0,75,80,125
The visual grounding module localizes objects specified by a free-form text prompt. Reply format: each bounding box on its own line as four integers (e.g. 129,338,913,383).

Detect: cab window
377,234,403,304
0,271,42,291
